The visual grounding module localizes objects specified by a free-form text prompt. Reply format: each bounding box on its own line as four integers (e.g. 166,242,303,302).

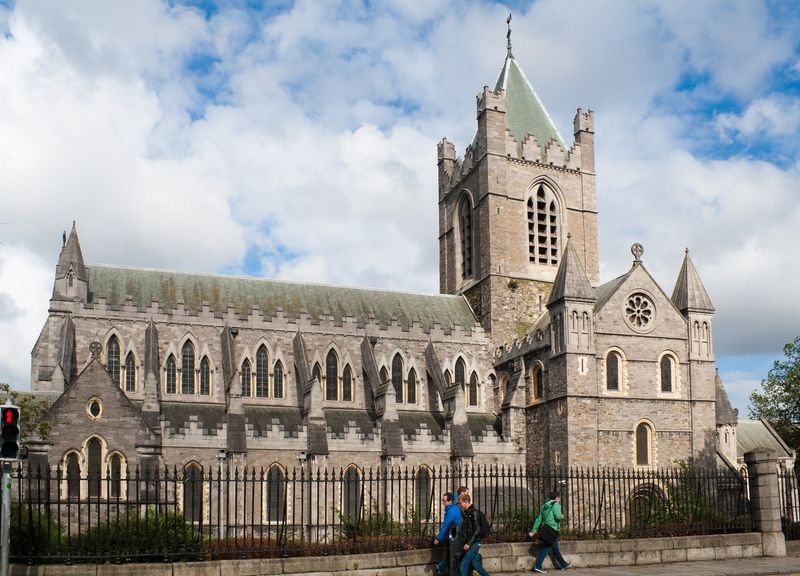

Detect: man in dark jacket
457,493,490,576
434,492,462,576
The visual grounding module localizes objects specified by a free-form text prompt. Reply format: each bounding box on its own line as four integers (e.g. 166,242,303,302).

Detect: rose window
625,294,654,330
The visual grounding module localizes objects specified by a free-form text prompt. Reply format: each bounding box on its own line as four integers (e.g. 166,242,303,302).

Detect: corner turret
671,249,715,361
53,222,88,302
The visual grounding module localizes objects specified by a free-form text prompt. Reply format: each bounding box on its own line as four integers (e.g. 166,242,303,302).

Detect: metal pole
1,460,12,576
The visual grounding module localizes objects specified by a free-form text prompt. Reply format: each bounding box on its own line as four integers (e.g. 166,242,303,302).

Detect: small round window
86,398,103,420
624,292,656,333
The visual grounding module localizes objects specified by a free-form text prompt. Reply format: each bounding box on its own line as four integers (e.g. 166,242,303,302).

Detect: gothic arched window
326,350,339,401
241,359,252,397
124,352,136,392
342,364,353,402
528,184,560,265
183,463,203,523
416,466,432,517
106,336,121,386
66,452,80,499
109,453,122,499
256,345,269,398
266,465,286,522
407,368,417,405
273,360,284,399
343,466,361,520
468,372,479,406
312,362,322,384
458,195,473,279
392,353,404,403
166,355,177,394
181,341,195,395
455,358,466,388
199,356,211,395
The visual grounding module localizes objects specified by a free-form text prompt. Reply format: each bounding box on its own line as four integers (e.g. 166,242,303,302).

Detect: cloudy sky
0,0,798,414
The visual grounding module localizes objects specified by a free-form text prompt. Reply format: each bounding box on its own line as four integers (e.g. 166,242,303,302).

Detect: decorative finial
62,230,66,246
631,243,644,263
506,13,513,58
685,247,689,255
89,341,102,360
567,232,571,239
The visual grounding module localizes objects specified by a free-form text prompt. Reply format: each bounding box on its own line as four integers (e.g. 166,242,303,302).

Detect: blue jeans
460,541,490,576
535,537,568,570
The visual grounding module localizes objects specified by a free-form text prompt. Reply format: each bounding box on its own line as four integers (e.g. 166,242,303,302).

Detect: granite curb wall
10,532,768,575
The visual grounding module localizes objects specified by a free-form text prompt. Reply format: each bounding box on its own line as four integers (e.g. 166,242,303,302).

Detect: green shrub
10,500,65,559
72,508,202,562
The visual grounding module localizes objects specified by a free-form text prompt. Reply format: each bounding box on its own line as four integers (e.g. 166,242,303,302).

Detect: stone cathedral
26,41,740,491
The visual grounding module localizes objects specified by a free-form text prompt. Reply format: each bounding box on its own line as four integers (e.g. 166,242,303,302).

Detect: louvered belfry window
458,195,473,278
528,184,559,265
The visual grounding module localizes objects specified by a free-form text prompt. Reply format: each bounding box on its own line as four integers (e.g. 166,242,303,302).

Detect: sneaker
533,569,547,574
559,562,573,570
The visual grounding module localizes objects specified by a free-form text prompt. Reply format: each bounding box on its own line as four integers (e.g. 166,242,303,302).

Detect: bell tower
438,27,599,347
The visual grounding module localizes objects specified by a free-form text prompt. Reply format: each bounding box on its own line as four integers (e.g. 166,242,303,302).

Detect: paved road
498,556,800,575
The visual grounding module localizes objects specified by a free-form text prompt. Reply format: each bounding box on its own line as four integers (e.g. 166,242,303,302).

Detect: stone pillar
744,449,786,557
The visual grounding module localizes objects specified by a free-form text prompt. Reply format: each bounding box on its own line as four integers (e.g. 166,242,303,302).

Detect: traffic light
0,404,20,459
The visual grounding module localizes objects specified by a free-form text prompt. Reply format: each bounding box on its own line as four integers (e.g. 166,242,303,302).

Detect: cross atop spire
506,13,513,58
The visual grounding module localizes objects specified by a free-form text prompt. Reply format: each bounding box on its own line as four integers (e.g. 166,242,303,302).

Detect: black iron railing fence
778,465,800,540
6,464,752,564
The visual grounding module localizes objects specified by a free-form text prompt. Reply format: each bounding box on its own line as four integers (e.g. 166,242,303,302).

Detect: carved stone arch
526,174,567,211
325,341,345,376
656,349,681,395
102,328,124,364
177,332,200,352
252,337,275,360
451,351,470,389
528,359,546,403
237,343,254,368
632,418,657,468
162,341,180,369
603,346,629,395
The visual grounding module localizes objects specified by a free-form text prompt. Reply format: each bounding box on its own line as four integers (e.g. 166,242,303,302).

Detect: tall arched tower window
458,195,473,279
528,184,560,265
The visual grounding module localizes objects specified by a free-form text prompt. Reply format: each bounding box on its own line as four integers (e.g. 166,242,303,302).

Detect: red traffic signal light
1,405,20,459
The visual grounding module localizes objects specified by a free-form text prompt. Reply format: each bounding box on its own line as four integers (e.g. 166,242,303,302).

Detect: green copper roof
494,57,565,148
85,265,477,333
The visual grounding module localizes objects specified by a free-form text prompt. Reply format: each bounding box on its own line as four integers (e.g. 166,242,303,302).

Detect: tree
0,382,51,441
749,337,800,469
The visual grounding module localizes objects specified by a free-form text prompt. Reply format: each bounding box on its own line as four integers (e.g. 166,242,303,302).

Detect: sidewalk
499,556,800,575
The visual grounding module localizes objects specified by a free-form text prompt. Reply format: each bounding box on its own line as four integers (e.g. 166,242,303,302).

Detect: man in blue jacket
434,492,462,576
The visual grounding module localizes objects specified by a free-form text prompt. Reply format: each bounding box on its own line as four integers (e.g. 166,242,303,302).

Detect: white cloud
0,247,52,387
716,95,800,138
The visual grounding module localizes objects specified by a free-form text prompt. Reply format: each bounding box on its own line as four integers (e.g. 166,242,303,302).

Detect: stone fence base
9,532,773,576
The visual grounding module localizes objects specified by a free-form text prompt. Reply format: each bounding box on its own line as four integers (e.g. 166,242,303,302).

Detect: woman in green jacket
528,491,572,572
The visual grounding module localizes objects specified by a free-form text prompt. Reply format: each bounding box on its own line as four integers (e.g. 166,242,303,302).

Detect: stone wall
9,532,771,576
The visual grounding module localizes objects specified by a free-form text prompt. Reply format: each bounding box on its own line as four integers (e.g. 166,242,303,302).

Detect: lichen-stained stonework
29,45,737,481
